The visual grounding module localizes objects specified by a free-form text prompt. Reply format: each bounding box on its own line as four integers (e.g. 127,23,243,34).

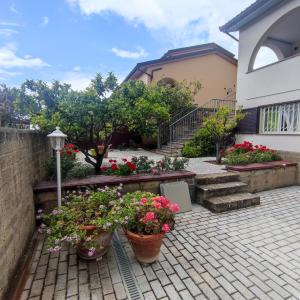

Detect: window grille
260,101,300,133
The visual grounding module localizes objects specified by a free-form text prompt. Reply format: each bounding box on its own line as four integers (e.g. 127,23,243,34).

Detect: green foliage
156,156,189,172
202,107,244,163
182,127,216,158
131,156,155,173
225,150,280,165
0,84,25,126
13,75,199,170
40,185,134,251
47,155,76,180
182,142,202,158
66,164,95,179
224,141,281,165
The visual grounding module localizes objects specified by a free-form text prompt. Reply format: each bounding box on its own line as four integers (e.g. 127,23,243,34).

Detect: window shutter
237,107,260,134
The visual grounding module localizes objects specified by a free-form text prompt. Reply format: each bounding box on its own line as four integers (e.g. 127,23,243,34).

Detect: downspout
225,32,239,42
137,67,162,82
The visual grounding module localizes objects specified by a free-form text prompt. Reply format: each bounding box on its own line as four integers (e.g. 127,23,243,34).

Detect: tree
14,75,201,172
0,84,24,127
203,107,244,164
15,73,119,173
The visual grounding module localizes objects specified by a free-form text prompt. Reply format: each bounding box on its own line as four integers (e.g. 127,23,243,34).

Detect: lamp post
47,127,67,206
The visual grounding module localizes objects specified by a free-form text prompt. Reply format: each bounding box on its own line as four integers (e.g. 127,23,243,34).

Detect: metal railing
157,99,236,149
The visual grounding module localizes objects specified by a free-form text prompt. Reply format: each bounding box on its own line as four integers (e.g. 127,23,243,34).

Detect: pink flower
153,202,162,209
143,212,155,222
140,198,148,204
169,203,180,213
162,224,170,233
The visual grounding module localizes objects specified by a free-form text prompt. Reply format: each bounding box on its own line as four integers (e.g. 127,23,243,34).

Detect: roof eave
220,0,283,33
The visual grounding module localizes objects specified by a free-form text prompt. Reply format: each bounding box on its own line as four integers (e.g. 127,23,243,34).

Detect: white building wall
237,0,300,109
236,134,300,152
235,0,300,152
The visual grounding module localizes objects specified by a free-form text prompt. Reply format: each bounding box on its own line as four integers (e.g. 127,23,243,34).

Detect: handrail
157,98,236,149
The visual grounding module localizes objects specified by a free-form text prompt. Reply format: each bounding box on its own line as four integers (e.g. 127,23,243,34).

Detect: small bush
66,164,95,179
182,127,216,158
47,143,79,180
181,141,202,158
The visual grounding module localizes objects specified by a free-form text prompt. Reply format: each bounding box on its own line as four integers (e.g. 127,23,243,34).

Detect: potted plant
123,191,180,264
39,184,132,260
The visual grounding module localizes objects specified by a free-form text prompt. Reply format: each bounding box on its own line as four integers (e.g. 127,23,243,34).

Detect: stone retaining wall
235,165,297,193
278,150,300,184
0,128,50,299
34,171,196,211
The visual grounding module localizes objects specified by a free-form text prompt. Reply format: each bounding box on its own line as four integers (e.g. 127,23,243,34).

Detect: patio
21,186,300,300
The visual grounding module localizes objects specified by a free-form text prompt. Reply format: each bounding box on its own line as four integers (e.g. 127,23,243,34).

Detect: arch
249,6,300,71
157,77,177,88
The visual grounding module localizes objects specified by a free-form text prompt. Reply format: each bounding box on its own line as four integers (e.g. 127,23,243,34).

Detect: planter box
34,171,196,210
226,161,297,193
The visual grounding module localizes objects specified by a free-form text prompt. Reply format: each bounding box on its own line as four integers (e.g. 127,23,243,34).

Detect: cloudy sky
0,0,268,90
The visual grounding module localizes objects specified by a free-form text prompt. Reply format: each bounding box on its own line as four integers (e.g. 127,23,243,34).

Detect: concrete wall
0,128,50,299
237,0,300,109
138,53,237,106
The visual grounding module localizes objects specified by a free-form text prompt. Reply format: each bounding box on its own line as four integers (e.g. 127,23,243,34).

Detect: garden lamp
47,127,67,206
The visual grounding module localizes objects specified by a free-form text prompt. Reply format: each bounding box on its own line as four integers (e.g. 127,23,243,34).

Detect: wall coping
226,160,297,172
33,170,196,193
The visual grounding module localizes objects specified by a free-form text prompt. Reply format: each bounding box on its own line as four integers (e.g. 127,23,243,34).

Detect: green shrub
47,155,76,180
66,164,95,179
182,127,216,158
181,141,202,158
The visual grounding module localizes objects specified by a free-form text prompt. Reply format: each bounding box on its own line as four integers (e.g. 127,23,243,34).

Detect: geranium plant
123,191,180,235
101,158,137,176
224,141,281,165
39,185,134,257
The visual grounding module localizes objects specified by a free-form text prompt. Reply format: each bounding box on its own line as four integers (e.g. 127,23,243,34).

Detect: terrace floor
21,186,300,300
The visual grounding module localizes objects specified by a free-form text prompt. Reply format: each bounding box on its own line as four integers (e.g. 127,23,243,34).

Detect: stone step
154,149,180,157
196,181,248,202
196,172,240,185
204,192,260,213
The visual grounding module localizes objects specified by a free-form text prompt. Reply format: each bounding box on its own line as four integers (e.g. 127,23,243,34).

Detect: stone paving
77,149,226,175
21,186,300,300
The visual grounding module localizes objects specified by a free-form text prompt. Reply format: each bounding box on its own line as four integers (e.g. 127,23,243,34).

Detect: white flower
37,209,43,214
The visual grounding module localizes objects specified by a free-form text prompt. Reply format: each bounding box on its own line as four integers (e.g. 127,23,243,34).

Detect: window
260,102,300,133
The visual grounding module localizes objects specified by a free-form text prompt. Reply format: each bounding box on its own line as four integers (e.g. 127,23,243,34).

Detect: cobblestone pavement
22,186,300,300
77,149,225,174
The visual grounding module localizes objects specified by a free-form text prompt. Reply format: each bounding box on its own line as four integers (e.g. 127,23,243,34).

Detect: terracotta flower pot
77,226,113,260
125,230,165,264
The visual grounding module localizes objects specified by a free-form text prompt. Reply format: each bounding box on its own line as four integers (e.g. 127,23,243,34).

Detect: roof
220,0,284,33
124,43,237,82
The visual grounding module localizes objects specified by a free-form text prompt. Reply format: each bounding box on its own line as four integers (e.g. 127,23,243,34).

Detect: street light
47,127,67,206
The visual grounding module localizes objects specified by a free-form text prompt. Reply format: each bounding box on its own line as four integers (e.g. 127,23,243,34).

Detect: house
124,43,237,106
220,0,300,153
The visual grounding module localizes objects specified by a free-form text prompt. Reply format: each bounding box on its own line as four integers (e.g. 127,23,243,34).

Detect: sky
0,0,275,90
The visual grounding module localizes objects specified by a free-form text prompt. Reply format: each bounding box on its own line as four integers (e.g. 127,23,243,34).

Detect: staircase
195,173,260,213
155,99,236,156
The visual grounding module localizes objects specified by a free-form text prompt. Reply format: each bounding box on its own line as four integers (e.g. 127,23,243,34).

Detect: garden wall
0,128,51,299
277,150,300,184
34,171,196,211
230,164,298,193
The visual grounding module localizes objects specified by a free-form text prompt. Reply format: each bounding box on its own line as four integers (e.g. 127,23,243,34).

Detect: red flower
66,150,72,156
111,164,119,171
101,166,108,172
122,158,128,162
65,143,75,149
126,161,136,171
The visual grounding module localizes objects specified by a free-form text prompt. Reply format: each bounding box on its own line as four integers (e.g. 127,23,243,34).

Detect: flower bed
101,156,189,176
224,141,281,165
